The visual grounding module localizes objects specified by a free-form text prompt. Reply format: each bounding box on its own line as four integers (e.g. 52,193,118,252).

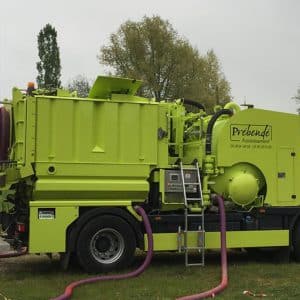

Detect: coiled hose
51,206,153,300
176,195,228,299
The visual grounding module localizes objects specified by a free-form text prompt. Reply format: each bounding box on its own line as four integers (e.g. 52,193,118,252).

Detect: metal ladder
178,160,205,266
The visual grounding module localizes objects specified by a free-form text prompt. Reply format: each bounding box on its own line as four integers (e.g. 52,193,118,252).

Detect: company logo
230,124,272,143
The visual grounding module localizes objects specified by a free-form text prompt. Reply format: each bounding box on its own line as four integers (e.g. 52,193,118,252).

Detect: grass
1,250,300,300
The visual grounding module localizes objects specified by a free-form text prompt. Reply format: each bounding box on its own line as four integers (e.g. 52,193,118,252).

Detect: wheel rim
90,228,125,264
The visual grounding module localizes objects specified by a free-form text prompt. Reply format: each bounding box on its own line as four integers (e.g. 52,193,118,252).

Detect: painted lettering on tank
230,124,272,143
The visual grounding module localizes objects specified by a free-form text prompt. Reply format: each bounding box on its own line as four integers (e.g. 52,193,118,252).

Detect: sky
0,0,299,114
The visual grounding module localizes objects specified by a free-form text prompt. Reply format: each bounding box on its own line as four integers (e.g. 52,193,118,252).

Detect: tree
36,24,61,88
294,88,300,114
190,50,231,109
99,16,231,110
67,75,91,97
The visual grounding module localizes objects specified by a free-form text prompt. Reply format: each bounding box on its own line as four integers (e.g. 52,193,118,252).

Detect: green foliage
67,75,91,97
99,16,231,111
294,87,300,113
36,24,61,88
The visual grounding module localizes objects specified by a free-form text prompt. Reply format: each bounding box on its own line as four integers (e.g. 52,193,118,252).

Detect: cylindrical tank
210,163,266,206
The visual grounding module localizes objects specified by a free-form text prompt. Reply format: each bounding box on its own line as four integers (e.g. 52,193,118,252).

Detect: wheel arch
66,206,144,253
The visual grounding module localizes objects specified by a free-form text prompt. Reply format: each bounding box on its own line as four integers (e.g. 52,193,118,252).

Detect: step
185,246,204,250
182,230,205,233
0,237,11,252
186,214,203,217
188,206,203,211
186,263,205,267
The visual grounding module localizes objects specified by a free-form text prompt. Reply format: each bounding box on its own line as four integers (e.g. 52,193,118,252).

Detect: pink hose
51,206,153,300
0,247,27,258
176,195,228,300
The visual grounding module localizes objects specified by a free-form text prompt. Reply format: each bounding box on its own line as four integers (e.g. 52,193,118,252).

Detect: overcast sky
0,0,299,113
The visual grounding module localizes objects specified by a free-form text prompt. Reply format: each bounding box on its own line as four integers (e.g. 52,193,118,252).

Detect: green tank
212,163,265,206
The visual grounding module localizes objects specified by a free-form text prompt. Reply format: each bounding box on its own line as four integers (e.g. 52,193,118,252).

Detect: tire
272,246,290,263
246,246,290,263
245,247,262,257
293,220,300,262
76,215,136,273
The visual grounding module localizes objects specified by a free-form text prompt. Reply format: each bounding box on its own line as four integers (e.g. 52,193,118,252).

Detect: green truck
0,76,298,272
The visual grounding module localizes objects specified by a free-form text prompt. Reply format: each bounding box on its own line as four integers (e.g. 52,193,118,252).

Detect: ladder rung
179,161,205,267
185,247,204,250
186,206,203,209
187,263,205,267
181,166,198,171
187,214,203,217
186,214,204,217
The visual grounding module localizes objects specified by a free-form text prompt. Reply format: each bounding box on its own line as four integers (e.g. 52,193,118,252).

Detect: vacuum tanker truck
0,76,298,272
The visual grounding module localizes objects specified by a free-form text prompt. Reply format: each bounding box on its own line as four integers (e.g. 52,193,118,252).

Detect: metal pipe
176,195,228,300
51,206,153,300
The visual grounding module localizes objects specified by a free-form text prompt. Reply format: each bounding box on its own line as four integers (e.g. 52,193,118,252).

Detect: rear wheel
76,215,136,273
246,246,290,262
293,220,300,261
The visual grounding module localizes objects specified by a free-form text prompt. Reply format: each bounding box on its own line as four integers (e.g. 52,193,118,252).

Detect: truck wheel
272,246,290,263
76,215,136,273
293,220,300,262
246,247,290,262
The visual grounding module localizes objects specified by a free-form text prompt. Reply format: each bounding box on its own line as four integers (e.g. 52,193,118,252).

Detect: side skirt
144,230,289,251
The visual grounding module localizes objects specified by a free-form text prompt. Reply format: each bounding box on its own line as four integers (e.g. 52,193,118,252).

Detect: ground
0,250,300,300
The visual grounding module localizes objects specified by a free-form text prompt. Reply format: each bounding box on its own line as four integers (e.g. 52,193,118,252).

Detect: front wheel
76,215,136,273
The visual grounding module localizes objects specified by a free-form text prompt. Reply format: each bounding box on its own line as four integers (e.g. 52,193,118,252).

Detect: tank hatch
88,76,142,99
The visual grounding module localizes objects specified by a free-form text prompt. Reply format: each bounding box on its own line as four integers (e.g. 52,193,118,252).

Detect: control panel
165,170,198,193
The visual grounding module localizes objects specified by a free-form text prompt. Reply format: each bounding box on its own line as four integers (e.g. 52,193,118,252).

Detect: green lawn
1,251,300,300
